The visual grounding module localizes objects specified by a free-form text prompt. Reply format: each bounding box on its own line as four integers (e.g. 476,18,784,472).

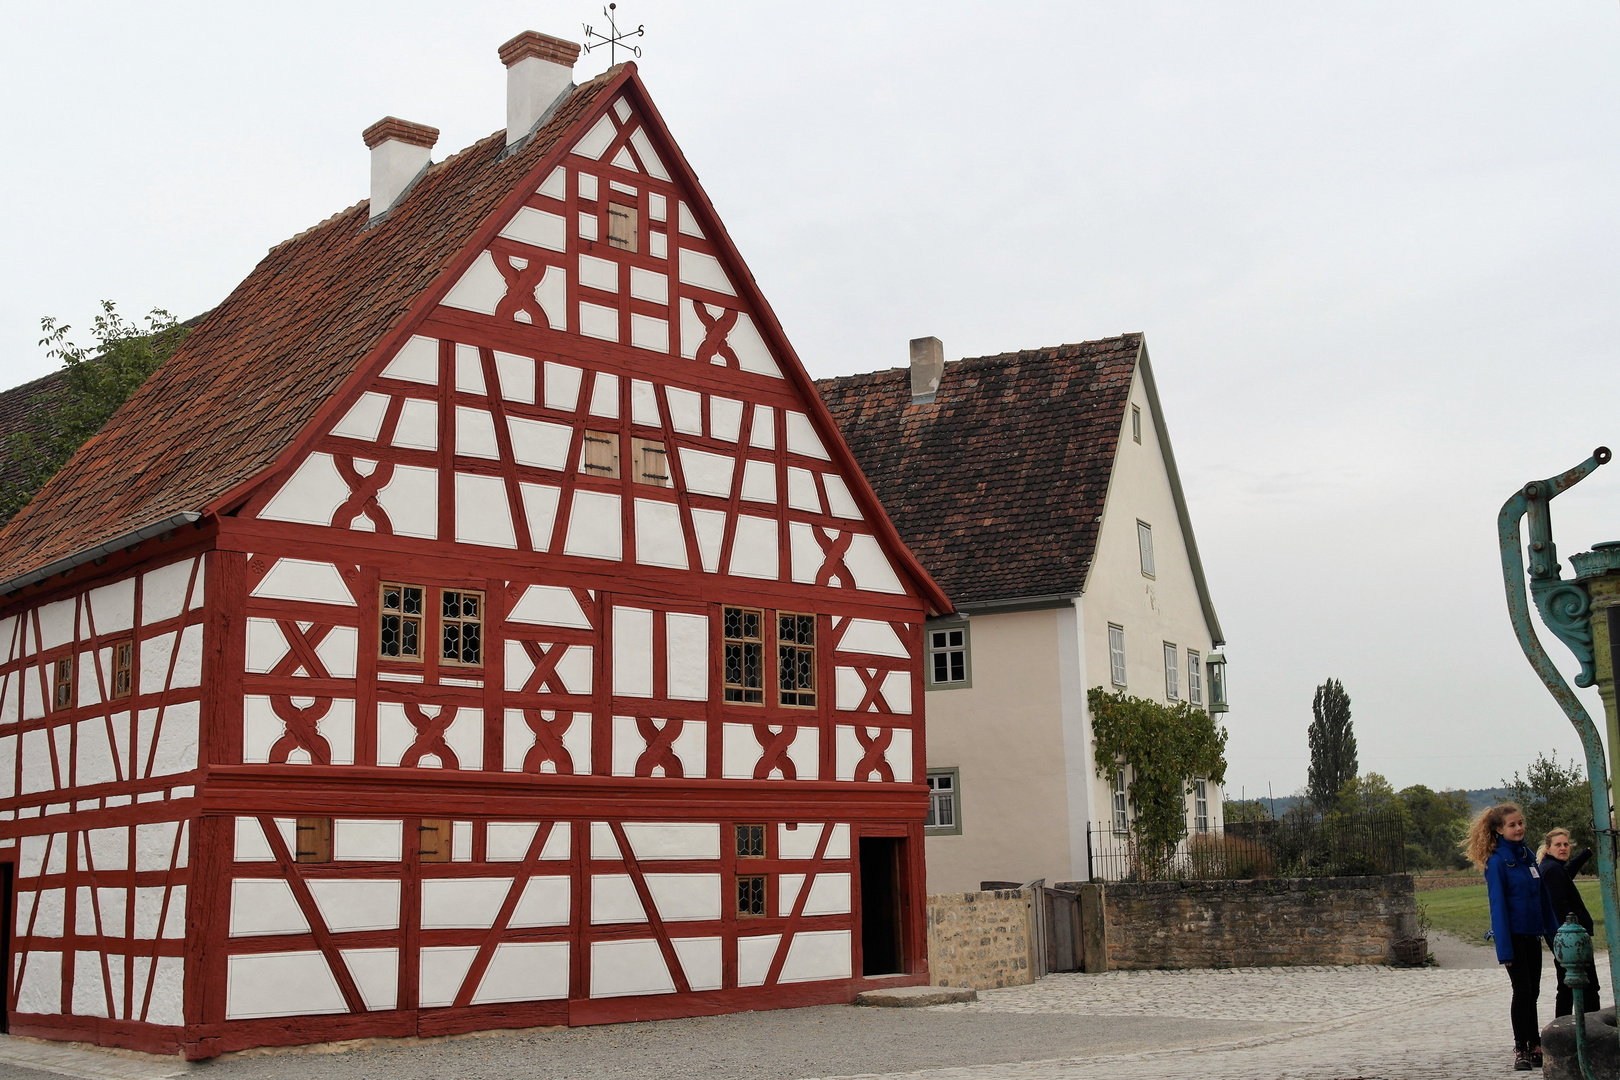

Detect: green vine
1089,686,1229,855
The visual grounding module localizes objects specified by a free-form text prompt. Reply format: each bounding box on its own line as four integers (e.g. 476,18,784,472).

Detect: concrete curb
856,986,979,1007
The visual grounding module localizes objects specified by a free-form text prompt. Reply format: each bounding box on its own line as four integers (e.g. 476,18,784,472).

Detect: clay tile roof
815,335,1142,608
0,67,623,586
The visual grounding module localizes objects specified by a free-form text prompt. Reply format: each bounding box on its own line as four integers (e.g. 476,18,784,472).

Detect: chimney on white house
910,337,944,403
362,117,439,221
500,31,583,147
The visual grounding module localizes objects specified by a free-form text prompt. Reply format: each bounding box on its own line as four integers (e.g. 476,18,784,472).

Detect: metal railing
1086,813,1408,882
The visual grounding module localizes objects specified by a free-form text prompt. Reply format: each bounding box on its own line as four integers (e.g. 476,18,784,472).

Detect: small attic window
1131,405,1141,444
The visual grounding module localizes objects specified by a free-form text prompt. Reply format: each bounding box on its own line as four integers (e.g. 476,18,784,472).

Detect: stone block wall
1098,874,1419,969
926,889,1034,989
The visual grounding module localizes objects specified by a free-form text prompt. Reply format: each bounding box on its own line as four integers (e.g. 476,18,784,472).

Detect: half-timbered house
0,32,948,1058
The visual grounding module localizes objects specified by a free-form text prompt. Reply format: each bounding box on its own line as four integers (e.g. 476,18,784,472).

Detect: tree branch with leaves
1090,686,1228,858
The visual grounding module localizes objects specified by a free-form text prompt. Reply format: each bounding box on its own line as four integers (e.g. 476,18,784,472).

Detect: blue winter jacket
1486,836,1559,963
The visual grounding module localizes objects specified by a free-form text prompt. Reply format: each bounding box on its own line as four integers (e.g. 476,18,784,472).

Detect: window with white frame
1108,624,1127,687
926,770,961,834
1131,404,1142,444
1112,768,1129,833
1163,642,1179,700
1137,521,1155,578
1194,779,1210,833
1187,650,1202,705
926,622,971,689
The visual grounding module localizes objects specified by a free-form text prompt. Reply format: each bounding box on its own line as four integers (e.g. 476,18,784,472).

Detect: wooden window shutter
419,818,453,863
295,817,333,862
631,437,670,487
581,430,621,478
608,203,638,252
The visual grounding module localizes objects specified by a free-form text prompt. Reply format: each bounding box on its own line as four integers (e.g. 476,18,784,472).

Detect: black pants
1554,955,1602,1018
1507,934,1544,1049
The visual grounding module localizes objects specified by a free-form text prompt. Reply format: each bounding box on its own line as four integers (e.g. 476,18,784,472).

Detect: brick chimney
910,337,944,404
500,31,582,147
362,117,439,222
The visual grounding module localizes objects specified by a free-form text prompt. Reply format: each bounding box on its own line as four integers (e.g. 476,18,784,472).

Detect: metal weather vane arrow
582,3,645,64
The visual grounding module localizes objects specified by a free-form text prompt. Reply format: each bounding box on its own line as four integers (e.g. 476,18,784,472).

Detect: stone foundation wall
1098,875,1418,969
926,889,1034,989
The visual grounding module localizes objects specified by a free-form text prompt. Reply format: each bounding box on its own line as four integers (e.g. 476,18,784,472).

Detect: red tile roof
0,68,623,587
816,337,1143,608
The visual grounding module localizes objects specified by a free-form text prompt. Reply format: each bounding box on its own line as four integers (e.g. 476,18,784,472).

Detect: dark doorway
859,837,905,976
0,862,12,1031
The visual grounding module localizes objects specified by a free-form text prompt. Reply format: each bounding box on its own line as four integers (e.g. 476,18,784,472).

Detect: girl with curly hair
1467,803,1559,1070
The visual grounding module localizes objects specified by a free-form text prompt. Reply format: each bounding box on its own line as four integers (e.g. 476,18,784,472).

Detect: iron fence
1086,814,1408,882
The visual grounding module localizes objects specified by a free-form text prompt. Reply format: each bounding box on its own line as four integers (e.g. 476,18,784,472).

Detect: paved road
0,933,1588,1080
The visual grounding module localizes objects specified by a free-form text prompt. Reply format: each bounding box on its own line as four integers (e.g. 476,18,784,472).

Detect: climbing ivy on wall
1089,686,1229,854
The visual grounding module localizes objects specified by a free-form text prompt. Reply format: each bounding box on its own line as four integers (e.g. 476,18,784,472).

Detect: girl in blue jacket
1467,803,1559,1071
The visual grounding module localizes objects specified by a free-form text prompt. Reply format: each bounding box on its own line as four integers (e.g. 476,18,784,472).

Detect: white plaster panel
788,727,820,780
728,312,783,378
230,880,308,937
720,723,762,780
244,620,288,676
331,392,390,441
579,253,619,294
473,941,570,1004
588,373,620,419
502,710,590,774
341,948,399,1011
149,699,199,777
535,265,568,330
677,202,705,238
258,454,349,526
79,649,105,708
544,361,583,412
579,302,619,342
87,826,128,871
673,937,722,992
737,934,781,987
169,625,203,689
612,607,654,698
494,351,536,404
509,875,572,928
521,482,562,551
391,397,438,451
882,671,913,715
315,627,358,681
143,559,198,626
665,613,708,701
453,821,472,862
20,727,52,793
22,669,43,723
500,206,567,251
252,559,355,606
17,950,62,1014
139,632,176,696
888,727,914,783
630,379,660,426
623,822,720,860
32,888,65,937
678,449,733,498
0,675,16,727
455,472,517,549
233,817,275,862
455,407,499,459
836,667,869,712
507,416,573,470
0,733,14,799
629,267,668,304
333,819,403,862
590,874,646,924
590,938,673,998
137,820,185,871
823,474,862,519
665,386,703,434
785,412,830,460
679,299,704,361
844,534,906,594
486,822,539,860
441,250,507,315
508,585,592,627
308,880,400,932
375,464,438,539
563,490,622,561
421,877,509,930
241,695,282,764
418,945,480,1009
728,516,779,579
691,508,726,573
634,499,687,569
649,192,667,222
786,468,821,513
611,716,645,777
631,314,668,353
777,823,823,860
538,166,567,199
645,874,720,922
784,873,850,917
557,647,594,694
75,719,117,788
87,579,135,636
838,620,909,658
590,822,621,860
650,231,668,259
226,951,346,1019
444,708,484,771
572,114,617,159
36,600,75,653
678,250,735,296
72,950,108,1017
381,335,439,384
628,127,670,180
673,720,707,778
779,929,853,983
740,459,776,503
707,398,742,443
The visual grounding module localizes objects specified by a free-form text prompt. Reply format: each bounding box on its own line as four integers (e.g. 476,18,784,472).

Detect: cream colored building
818,334,1227,892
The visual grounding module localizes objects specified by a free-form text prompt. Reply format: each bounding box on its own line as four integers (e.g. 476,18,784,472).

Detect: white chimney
500,31,583,147
362,117,439,222
910,337,944,403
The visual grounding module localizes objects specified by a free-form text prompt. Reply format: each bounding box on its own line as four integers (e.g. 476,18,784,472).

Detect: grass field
1417,880,1609,950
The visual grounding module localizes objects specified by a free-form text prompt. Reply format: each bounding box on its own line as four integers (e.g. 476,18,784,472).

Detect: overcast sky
3,2,1618,799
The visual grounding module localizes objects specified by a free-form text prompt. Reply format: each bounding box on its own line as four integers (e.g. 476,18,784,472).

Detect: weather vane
582,4,645,64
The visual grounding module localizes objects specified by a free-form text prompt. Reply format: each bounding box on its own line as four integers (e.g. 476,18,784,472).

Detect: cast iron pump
1552,914,1599,1080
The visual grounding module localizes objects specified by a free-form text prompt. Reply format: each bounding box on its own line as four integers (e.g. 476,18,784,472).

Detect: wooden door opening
859,837,906,976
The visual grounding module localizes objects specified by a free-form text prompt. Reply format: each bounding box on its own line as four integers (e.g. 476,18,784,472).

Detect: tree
1307,678,1357,810
1222,799,1272,823
1503,751,1595,862
1400,784,1472,870
1089,687,1228,858
0,302,189,524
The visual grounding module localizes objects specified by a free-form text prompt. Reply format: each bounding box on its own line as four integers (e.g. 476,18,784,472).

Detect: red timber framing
0,57,948,1059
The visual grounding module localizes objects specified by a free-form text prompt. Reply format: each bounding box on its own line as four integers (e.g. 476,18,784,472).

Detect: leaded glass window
441,589,484,666
380,583,424,660
778,612,816,707
724,606,764,704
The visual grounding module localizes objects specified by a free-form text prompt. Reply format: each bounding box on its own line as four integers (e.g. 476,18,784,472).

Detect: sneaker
1531,1045,1544,1068
1514,1048,1533,1070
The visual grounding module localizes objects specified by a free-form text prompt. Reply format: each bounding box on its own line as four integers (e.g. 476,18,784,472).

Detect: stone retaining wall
926,889,1034,989
1095,875,1418,969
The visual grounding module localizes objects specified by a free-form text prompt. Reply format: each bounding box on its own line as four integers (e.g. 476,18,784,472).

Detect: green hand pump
1497,446,1620,1001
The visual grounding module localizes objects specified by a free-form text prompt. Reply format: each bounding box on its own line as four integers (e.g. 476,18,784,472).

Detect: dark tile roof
0,371,64,495
0,68,623,586
816,336,1142,607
